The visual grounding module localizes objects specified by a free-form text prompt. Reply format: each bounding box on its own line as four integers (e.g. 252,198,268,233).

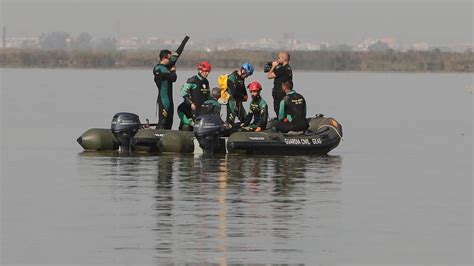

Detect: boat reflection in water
77,152,342,264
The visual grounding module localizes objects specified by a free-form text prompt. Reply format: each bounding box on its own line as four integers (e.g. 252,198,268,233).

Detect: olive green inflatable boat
77,113,342,155
77,128,194,153
77,112,194,153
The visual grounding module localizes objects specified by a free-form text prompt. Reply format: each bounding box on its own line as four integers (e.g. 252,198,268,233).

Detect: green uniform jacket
242,97,268,129
200,98,222,117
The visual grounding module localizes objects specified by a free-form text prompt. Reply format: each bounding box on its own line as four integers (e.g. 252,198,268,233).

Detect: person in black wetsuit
273,78,309,133
267,51,293,117
153,49,178,129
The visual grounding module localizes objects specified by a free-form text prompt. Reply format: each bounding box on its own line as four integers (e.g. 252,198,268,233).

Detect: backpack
217,74,230,104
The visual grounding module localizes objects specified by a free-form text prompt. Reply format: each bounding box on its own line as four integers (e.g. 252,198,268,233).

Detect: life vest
283,91,307,123
217,74,230,104
187,75,210,109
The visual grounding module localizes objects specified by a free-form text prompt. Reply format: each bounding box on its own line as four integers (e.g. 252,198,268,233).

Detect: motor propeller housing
193,115,226,154
111,112,141,152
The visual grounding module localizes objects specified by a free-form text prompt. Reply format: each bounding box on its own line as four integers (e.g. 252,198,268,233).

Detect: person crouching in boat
200,87,223,117
273,78,309,133
177,61,212,131
240,81,268,132
201,87,233,131
177,101,194,131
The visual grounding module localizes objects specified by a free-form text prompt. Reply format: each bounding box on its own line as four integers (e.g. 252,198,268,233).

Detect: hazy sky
1,0,472,45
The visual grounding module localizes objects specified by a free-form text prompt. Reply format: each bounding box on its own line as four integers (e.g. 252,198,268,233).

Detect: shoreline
1,66,472,74
1,48,472,73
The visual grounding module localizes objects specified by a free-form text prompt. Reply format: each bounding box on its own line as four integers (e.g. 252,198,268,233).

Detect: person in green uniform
176,102,194,131
226,62,254,126
200,87,222,117
240,81,268,132
177,61,212,131
153,49,178,129
273,78,309,133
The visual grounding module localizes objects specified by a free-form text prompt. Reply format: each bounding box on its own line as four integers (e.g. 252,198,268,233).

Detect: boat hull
77,128,194,153
77,117,342,155
227,117,342,154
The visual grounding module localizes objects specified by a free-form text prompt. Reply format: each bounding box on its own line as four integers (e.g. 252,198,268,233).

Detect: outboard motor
193,115,226,154
111,112,141,152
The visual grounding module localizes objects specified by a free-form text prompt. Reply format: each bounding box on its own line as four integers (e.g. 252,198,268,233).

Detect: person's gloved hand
283,118,289,123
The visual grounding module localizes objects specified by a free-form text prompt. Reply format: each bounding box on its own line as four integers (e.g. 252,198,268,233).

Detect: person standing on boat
226,62,254,126
177,61,212,131
153,49,178,129
240,81,268,132
267,51,293,117
273,78,309,133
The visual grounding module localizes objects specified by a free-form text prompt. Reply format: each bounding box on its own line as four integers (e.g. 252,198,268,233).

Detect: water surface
1,69,472,264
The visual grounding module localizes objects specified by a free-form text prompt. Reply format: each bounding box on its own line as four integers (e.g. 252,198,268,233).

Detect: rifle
169,35,190,69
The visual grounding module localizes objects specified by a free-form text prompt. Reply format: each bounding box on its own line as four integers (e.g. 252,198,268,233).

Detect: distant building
368,41,391,52
379,37,396,49
21,39,39,49
354,38,376,51
355,37,395,51
412,42,429,51
328,44,353,51
320,42,330,50
117,37,142,50
5,36,39,48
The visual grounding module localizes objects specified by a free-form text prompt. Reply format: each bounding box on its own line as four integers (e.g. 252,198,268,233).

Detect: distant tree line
1,48,472,72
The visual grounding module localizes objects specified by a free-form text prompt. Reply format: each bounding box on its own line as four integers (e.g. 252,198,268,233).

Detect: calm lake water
1,68,472,265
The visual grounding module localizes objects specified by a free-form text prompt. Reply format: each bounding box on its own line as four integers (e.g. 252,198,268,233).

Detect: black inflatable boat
193,115,343,154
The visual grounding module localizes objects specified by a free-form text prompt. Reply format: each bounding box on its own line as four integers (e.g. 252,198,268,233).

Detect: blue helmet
241,62,254,76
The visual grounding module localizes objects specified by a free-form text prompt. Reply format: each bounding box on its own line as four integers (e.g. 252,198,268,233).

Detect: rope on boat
317,125,343,141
